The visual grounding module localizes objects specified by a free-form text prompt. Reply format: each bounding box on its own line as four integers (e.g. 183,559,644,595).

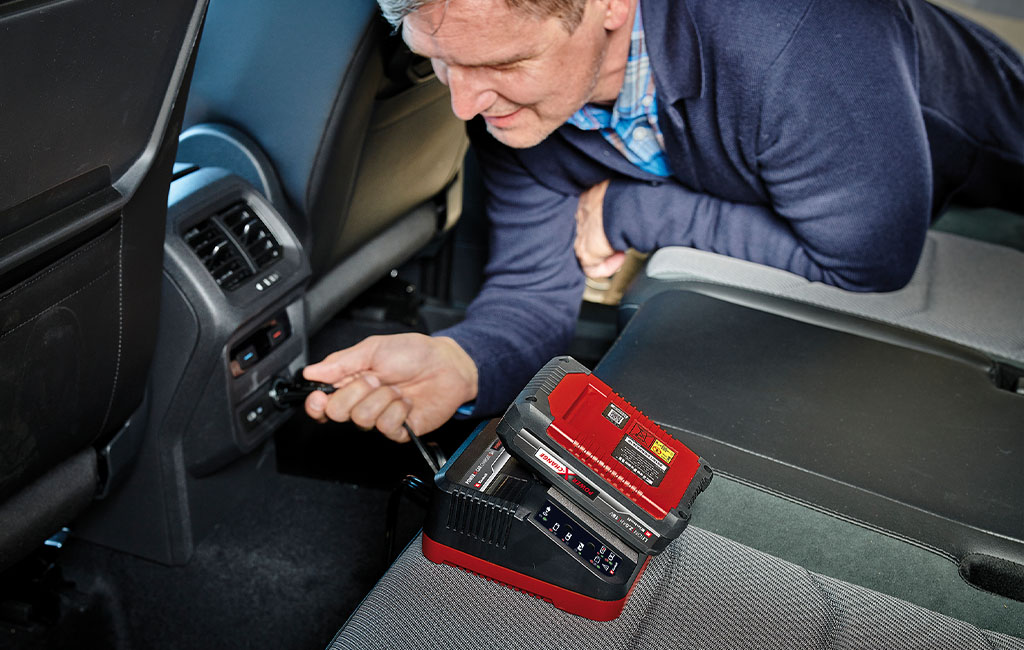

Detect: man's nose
445,66,498,121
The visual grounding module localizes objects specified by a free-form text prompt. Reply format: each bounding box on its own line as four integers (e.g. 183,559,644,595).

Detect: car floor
0,284,619,650
0,315,465,650
2,470,406,650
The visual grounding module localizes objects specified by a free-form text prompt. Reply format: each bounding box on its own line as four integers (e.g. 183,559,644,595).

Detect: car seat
178,0,469,333
0,0,208,570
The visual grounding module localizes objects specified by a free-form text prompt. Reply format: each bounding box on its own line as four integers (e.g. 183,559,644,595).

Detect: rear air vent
182,202,281,291
183,218,252,290
221,203,282,271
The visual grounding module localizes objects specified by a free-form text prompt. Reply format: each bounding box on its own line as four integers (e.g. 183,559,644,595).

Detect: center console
79,168,312,564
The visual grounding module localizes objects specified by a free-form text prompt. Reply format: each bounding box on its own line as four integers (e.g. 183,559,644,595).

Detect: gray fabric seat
331,531,1023,649
625,230,1024,366
330,229,1024,650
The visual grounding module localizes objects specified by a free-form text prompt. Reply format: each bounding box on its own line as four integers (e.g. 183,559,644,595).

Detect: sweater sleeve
435,121,586,416
603,0,932,292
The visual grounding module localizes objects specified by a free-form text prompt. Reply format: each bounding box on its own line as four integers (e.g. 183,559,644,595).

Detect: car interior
0,0,1021,648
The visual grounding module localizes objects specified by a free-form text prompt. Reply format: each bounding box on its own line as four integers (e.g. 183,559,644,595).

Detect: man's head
379,0,589,32
385,0,634,148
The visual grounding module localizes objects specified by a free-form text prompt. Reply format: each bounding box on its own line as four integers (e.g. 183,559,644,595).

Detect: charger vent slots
447,478,528,548
182,202,281,291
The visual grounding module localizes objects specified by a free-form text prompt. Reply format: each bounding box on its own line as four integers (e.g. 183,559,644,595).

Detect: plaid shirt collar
566,2,671,177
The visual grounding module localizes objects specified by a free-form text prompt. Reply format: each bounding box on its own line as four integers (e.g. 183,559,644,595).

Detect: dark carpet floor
0,311,480,650
0,292,615,650
2,472,407,650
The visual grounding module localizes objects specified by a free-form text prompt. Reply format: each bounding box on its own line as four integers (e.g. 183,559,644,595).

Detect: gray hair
377,0,588,32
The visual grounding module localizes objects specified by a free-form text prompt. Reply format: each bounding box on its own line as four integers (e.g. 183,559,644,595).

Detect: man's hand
302,334,478,442
574,179,626,278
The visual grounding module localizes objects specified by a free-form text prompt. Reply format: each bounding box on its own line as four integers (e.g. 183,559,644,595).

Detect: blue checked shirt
566,3,671,177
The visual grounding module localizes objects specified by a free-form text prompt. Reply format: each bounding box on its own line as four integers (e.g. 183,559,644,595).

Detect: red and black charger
422,357,712,620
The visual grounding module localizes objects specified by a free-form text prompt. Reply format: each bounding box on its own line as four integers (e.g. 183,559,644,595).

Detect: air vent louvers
222,204,282,271
183,219,252,290
183,202,282,291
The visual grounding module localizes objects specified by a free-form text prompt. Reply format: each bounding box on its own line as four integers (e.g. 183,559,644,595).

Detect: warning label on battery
650,439,676,465
612,434,668,487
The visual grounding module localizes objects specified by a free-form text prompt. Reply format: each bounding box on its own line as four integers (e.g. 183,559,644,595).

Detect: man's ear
601,0,634,31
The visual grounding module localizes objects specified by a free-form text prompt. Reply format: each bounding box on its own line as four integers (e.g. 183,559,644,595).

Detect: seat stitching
0,268,115,342
806,570,843,650
0,225,117,304
628,544,678,649
99,218,125,432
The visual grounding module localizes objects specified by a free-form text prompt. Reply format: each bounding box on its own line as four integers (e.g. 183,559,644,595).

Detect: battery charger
422,357,712,620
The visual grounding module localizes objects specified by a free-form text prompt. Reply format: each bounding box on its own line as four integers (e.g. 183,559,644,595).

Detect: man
304,0,1023,441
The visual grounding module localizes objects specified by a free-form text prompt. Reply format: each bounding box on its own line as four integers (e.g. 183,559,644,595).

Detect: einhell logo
535,449,569,478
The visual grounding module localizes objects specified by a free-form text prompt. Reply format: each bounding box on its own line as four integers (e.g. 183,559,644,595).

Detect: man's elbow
821,260,917,293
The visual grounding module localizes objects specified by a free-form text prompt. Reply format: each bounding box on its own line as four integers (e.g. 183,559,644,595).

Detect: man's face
402,0,612,148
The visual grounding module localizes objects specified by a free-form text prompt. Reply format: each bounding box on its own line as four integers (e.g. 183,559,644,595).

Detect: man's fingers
376,399,413,442
575,232,612,269
301,333,477,440
302,337,379,384
574,180,617,274
350,384,404,430
583,251,627,279
574,231,592,266
304,390,330,423
306,377,413,441
322,375,381,424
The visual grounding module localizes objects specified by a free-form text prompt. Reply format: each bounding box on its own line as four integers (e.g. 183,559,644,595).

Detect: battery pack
497,356,712,554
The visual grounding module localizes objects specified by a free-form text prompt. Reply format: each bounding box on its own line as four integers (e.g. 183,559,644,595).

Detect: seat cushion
330,531,1023,650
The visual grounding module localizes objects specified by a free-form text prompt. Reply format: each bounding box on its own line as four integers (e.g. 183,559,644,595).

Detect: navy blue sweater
438,0,1024,415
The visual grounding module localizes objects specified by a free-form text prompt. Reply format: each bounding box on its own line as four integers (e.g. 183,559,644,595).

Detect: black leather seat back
0,0,207,568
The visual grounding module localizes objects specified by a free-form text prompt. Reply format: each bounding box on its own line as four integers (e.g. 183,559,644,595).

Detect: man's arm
435,120,587,415
599,1,932,292
305,121,586,434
